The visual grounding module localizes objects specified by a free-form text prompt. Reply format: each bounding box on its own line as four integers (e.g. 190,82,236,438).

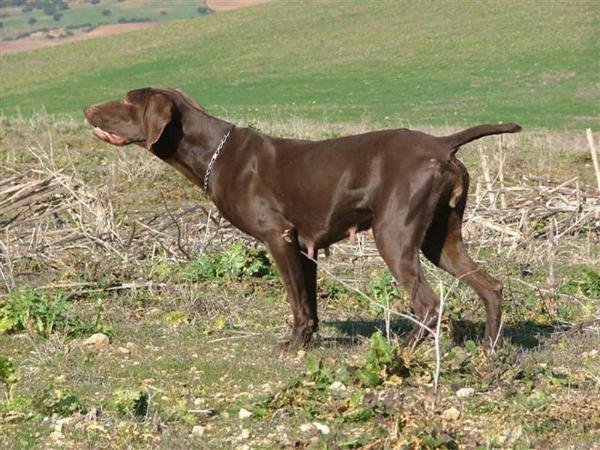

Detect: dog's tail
441,123,522,151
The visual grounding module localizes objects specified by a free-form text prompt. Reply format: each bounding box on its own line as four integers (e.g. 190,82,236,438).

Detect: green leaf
0,355,18,388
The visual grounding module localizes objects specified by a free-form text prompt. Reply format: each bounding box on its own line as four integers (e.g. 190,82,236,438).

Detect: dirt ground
0,23,158,55
206,0,271,12
0,0,270,55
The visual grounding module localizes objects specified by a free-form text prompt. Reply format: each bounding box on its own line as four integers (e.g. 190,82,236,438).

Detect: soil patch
205,0,270,12
1,22,157,55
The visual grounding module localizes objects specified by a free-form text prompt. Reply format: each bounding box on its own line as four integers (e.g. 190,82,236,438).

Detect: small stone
191,425,205,437
552,366,569,377
300,423,315,433
441,407,461,421
456,387,475,398
118,347,130,355
330,381,346,392
240,429,250,439
83,333,109,347
297,350,306,358
312,422,330,435
238,408,253,419
49,431,64,441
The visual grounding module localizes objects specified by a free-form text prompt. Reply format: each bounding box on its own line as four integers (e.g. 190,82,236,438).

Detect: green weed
0,355,18,401
0,289,110,338
0,290,70,337
35,388,86,416
355,331,406,387
111,388,149,420
365,268,398,313
183,241,272,283
560,267,600,299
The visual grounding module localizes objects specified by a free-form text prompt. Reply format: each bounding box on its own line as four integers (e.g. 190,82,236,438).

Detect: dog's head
84,87,204,152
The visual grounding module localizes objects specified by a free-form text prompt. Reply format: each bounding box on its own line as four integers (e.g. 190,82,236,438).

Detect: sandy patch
0,22,157,55
206,0,271,12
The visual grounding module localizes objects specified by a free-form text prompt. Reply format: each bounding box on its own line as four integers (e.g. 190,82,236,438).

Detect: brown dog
84,87,521,349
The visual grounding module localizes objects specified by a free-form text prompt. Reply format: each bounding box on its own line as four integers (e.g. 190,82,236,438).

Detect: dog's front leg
265,236,318,349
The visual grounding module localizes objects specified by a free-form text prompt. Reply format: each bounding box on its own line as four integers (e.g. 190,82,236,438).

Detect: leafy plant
0,290,70,337
559,268,600,299
0,355,18,400
111,388,149,419
319,278,352,301
0,289,110,338
305,357,334,388
355,331,406,387
163,310,188,326
183,241,272,283
36,389,86,416
366,268,398,313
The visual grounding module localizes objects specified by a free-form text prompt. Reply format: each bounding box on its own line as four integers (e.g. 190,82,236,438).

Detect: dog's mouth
92,127,131,146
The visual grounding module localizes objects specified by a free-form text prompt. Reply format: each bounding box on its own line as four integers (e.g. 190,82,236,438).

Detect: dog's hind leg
421,165,502,349
372,162,446,348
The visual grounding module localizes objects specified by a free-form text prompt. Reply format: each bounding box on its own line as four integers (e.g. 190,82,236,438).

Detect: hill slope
1,0,598,129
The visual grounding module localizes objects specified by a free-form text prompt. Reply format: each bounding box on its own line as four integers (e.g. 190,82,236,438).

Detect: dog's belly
296,207,372,251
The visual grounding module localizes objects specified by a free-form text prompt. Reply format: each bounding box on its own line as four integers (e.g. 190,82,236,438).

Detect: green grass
1,0,598,129
0,0,207,39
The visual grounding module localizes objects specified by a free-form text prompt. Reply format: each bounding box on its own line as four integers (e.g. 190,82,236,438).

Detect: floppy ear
144,94,173,149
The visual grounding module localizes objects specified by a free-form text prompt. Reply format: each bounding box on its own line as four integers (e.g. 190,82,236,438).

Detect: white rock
330,381,346,392
238,408,253,419
456,387,475,398
240,429,250,439
299,423,315,433
83,333,109,347
191,425,205,437
312,422,330,435
441,407,460,421
49,431,64,441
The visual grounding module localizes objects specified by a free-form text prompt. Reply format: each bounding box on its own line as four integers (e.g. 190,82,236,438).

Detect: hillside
1,0,598,129
0,0,209,41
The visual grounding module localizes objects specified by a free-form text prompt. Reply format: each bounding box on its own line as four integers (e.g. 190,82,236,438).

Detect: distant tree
90,0,100,4
102,9,111,16
21,5,32,12
160,10,167,15
53,12,62,21
43,5,57,16
28,17,37,26
197,6,208,15
0,22,3,29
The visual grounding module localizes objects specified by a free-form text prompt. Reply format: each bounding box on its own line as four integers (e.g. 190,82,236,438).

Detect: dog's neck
159,108,234,190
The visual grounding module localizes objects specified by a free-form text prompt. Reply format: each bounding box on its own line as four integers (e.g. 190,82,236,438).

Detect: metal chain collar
203,128,233,193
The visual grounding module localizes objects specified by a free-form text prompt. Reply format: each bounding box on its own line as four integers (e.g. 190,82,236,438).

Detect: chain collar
203,127,233,193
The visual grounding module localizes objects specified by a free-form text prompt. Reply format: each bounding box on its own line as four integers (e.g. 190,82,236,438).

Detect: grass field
0,0,208,40
0,115,599,448
1,0,598,129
